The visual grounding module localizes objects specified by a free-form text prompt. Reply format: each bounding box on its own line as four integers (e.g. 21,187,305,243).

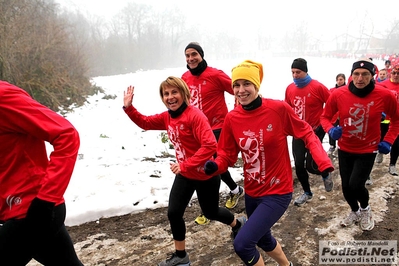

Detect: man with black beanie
320,58,399,231
285,58,333,207
181,42,244,225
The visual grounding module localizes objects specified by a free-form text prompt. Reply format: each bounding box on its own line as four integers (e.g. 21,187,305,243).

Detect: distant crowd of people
1,41,398,266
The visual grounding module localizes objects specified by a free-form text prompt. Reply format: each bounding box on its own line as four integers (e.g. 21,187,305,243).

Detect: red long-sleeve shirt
320,85,399,153
124,105,216,180
214,98,333,198
285,80,330,130
0,81,80,221
380,79,399,121
182,67,233,130
380,79,399,95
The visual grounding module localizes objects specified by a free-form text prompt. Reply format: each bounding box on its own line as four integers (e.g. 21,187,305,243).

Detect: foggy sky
57,0,397,41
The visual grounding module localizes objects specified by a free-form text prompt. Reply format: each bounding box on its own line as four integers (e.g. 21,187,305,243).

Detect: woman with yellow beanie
204,60,333,266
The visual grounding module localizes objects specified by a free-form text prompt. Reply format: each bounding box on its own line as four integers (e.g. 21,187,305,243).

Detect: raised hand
123,85,135,108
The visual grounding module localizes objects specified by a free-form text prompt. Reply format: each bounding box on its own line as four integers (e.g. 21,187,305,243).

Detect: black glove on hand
204,160,218,175
26,197,55,229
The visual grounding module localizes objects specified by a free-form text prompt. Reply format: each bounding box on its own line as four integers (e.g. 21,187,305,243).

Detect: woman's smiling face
162,85,183,111
232,79,258,105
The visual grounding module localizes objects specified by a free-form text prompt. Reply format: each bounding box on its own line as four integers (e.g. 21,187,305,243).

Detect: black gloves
204,160,218,175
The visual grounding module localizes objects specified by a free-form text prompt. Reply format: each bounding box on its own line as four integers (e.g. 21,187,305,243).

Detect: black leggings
292,125,327,194
0,203,83,266
214,129,238,191
168,174,235,241
389,135,399,165
338,150,375,211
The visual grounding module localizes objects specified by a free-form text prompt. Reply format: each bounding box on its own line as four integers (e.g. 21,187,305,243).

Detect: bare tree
384,20,399,54
0,0,97,111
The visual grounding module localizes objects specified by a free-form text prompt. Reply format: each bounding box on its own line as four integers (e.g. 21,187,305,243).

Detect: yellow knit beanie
231,60,263,89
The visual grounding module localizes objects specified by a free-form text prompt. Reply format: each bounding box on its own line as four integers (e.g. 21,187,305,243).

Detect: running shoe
225,186,244,209
231,216,247,239
322,174,334,192
375,153,383,163
158,252,190,266
194,214,210,225
359,207,374,231
340,211,360,227
389,165,398,176
294,193,313,206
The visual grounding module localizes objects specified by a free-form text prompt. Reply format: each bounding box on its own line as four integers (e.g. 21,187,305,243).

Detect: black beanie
185,42,204,59
351,59,375,76
291,58,308,73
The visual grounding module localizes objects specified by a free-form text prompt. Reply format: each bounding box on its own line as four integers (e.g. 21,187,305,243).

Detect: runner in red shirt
0,81,82,265
321,59,399,231
123,76,245,266
380,64,399,176
182,42,243,224
328,73,346,155
205,60,333,266
285,58,333,207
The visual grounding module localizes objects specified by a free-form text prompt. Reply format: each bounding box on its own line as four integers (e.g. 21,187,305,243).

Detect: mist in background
55,0,399,77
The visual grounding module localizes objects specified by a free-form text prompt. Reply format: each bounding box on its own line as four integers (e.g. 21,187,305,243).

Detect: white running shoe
294,193,312,206
340,211,360,227
359,207,374,231
389,165,398,176
375,153,383,163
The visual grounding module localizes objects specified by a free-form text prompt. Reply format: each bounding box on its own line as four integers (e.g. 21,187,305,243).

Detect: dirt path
28,156,399,266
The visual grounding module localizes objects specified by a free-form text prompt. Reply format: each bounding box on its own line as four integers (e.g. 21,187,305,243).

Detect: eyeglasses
352,72,371,77
391,72,399,76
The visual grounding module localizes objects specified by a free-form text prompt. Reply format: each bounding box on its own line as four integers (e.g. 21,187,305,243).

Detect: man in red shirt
0,81,83,265
285,58,333,207
380,64,399,176
321,58,399,231
182,42,244,224
328,73,346,155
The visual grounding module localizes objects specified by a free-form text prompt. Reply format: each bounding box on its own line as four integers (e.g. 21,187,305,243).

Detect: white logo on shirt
6,195,22,210
344,101,374,140
189,84,203,111
168,125,186,163
239,130,265,184
293,96,306,120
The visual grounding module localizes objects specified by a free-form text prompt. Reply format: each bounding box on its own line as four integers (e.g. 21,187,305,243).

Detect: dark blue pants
234,193,292,265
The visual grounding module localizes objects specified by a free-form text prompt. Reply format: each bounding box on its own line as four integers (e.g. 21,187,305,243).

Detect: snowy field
60,56,385,226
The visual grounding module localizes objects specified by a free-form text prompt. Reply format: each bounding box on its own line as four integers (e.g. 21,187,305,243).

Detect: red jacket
320,84,399,153
124,105,216,180
285,79,330,130
214,98,333,198
182,67,233,130
0,81,80,221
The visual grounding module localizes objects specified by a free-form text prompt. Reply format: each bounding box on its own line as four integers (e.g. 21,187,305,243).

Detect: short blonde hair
159,76,191,105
